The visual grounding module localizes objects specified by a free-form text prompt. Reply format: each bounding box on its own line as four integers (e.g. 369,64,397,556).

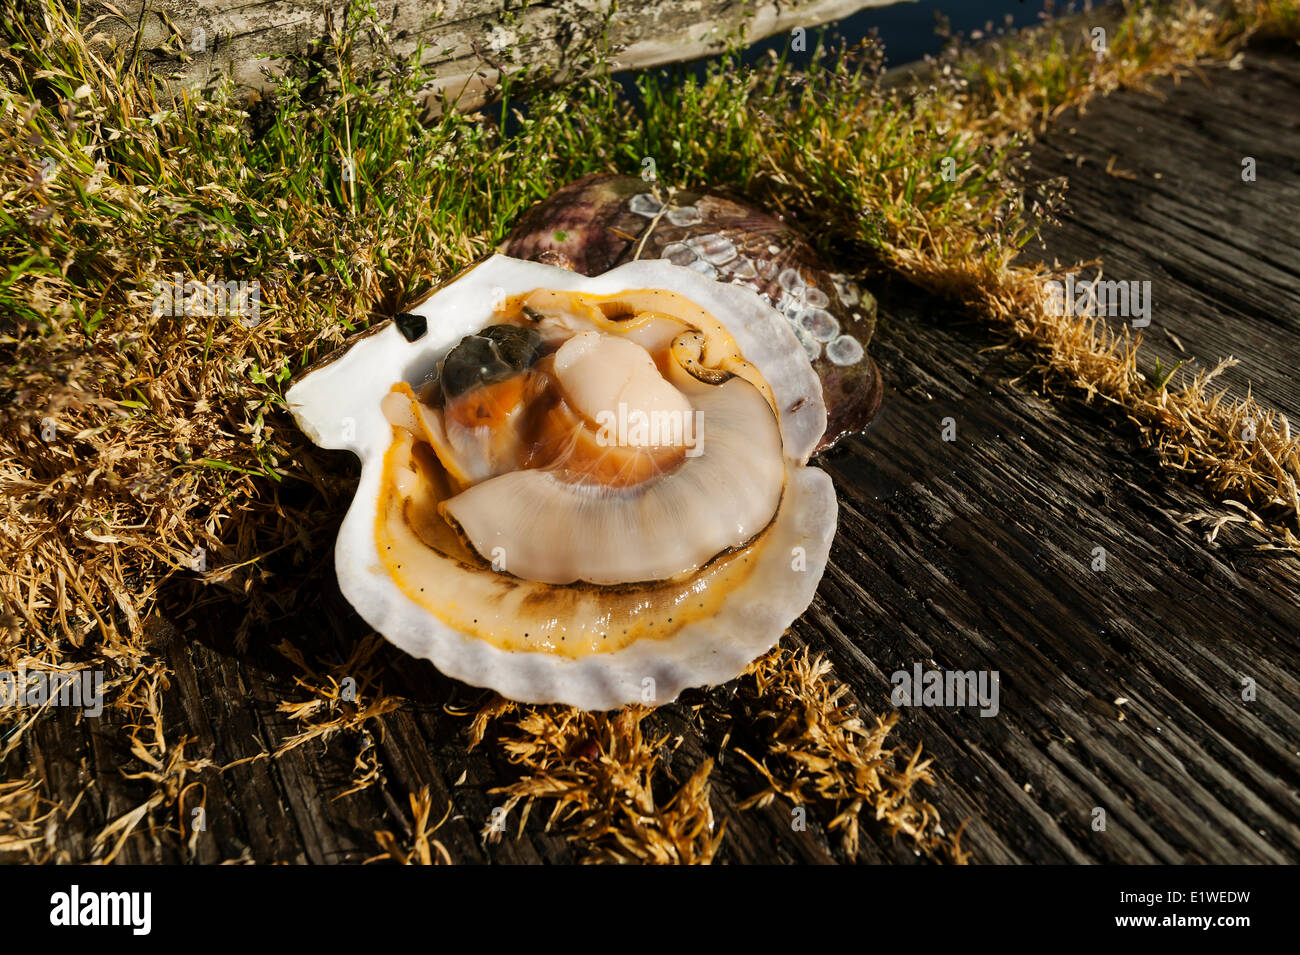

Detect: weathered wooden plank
1020,46,1300,422
80,0,899,107
809,285,1300,863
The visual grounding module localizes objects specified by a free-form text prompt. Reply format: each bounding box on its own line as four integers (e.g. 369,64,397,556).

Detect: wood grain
1019,45,1300,422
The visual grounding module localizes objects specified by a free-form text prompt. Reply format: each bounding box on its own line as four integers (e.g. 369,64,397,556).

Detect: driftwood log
79,0,900,106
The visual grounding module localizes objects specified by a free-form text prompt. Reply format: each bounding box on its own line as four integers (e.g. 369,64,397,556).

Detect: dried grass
95,663,217,863
735,649,968,862
369,786,453,865
467,700,724,864
0,771,58,862
271,635,402,761
459,647,965,863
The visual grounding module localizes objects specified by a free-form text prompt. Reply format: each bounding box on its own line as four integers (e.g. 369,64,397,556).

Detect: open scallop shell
287,254,836,710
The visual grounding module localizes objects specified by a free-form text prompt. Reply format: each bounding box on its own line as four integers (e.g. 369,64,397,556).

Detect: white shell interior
286,254,837,710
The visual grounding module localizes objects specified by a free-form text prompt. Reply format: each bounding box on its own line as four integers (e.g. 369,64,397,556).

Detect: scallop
287,255,835,710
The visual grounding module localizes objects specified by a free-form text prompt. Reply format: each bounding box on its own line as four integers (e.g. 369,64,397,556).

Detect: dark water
620,0,1062,90
750,0,1060,68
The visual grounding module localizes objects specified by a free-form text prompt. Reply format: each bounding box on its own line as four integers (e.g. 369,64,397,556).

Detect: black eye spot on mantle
394,312,427,342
